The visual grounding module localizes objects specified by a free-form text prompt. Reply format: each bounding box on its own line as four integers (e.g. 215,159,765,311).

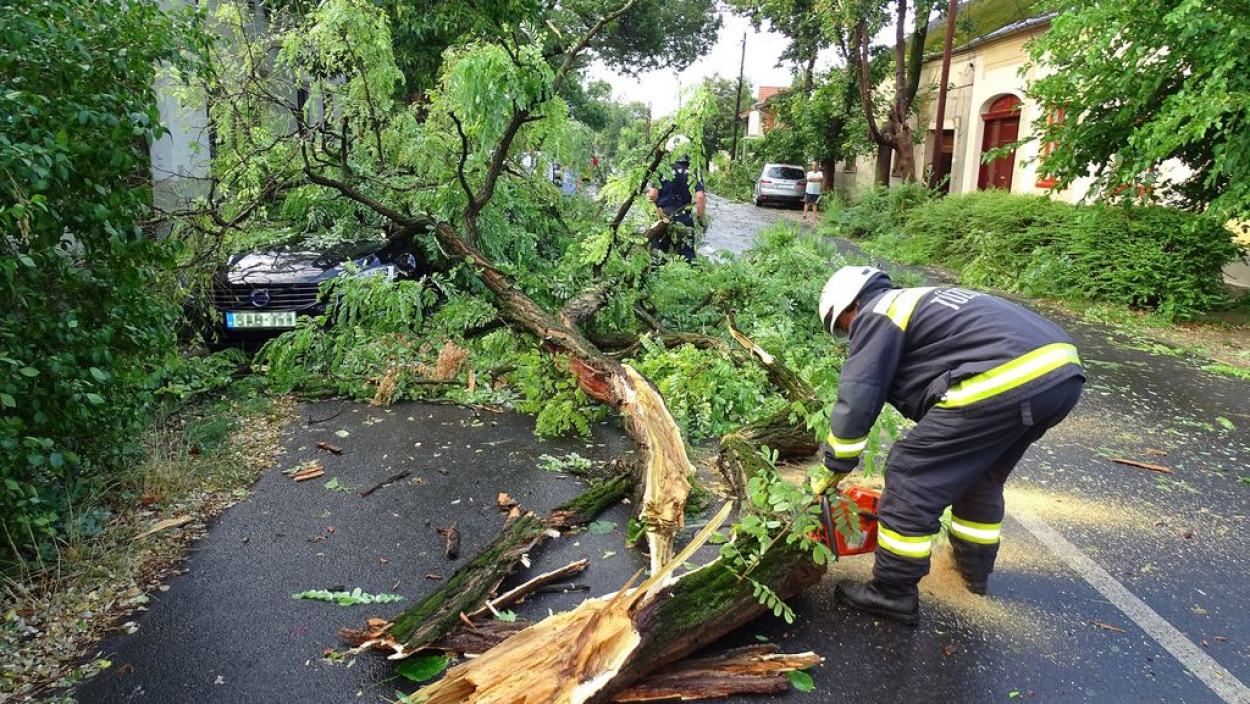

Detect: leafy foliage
706,152,762,203
0,0,204,562
1028,0,1250,221
395,654,450,682
292,588,405,605
851,191,1242,319
823,181,933,240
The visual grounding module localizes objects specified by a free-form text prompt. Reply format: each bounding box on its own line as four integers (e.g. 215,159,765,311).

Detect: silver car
754,163,807,207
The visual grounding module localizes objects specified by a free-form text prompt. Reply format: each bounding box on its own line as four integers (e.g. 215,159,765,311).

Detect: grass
0,381,294,702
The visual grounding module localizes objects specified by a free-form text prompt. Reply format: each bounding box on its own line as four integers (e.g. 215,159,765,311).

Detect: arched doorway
978,95,1021,191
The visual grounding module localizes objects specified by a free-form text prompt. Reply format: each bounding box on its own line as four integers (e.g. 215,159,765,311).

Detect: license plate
226,311,297,329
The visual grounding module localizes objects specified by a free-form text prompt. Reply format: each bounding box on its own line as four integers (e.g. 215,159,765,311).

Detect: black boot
835,579,920,626
958,571,988,595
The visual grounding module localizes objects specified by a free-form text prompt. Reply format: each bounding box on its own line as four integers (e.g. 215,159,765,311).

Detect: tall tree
1027,0,1250,220
832,0,935,184
380,0,723,93
698,75,755,163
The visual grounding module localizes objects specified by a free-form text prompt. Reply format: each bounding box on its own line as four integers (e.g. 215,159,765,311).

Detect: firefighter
813,266,1084,626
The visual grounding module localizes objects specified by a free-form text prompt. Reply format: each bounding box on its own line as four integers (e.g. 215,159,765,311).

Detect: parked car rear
754,163,807,207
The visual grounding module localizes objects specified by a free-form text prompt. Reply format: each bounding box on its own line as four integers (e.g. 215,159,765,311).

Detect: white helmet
818,266,883,336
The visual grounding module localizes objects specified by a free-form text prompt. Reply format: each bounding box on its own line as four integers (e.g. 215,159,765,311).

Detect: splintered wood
612,645,823,702
413,503,733,704
613,364,691,573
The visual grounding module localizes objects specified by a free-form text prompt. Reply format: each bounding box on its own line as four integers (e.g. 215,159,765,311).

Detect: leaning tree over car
180,0,857,698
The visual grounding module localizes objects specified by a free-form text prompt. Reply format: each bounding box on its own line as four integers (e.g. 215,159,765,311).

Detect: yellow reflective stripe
885,287,934,331
871,289,903,316
826,432,868,458
937,343,1081,408
877,527,934,558
950,516,1002,545
870,288,935,331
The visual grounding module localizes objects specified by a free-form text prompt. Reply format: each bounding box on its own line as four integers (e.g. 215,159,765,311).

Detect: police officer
646,155,706,262
813,266,1084,625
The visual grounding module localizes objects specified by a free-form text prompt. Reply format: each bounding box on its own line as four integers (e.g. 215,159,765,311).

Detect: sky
587,12,840,118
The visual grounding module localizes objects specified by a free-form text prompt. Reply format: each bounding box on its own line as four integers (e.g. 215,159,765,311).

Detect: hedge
843,190,1243,320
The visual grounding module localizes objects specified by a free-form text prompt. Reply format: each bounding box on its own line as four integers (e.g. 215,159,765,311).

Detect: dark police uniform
825,272,1084,587
651,163,704,261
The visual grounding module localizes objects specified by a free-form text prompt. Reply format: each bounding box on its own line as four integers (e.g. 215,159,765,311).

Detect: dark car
202,233,427,347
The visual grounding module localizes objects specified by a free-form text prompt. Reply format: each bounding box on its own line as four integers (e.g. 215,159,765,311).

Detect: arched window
978,95,1022,191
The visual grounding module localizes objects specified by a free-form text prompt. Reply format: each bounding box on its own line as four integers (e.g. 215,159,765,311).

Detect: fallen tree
183,0,850,699
413,503,826,704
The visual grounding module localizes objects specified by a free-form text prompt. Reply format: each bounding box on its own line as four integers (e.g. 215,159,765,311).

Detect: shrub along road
75,199,1248,703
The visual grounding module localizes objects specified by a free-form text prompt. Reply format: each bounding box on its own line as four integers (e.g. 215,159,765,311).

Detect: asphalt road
75,199,1249,704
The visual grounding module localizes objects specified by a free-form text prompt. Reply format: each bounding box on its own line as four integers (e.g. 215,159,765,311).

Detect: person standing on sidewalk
802,161,823,220
812,266,1085,626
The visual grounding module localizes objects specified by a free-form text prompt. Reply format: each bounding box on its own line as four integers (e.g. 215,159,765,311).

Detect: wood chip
1089,620,1126,633
291,467,325,482
425,573,444,582
134,515,194,541
317,442,344,455
1145,448,1168,456
1108,457,1172,474
497,492,517,511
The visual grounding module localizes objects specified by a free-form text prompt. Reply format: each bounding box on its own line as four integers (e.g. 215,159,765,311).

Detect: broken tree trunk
717,325,822,498
612,645,823,702
413,503,825,704
381,467,636,654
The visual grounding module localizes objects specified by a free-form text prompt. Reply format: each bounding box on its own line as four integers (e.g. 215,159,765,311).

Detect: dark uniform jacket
826,273,1084,473
653,166,704,226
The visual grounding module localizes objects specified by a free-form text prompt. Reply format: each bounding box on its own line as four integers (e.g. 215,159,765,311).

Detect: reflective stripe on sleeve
826,432,868,459
937,343,1081,408
871,288,935,331
877,526,934,558
950,516,1002,545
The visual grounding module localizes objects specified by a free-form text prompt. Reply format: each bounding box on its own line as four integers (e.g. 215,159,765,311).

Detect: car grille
210,283,323,311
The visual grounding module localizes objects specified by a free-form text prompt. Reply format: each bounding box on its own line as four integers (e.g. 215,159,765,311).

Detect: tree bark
412,505,826,704
874,143,894,186
375,468,636,654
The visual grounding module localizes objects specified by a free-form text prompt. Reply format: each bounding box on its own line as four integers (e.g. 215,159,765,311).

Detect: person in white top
803,161,824,220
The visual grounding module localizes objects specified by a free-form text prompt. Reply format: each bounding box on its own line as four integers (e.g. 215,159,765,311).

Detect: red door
978,95,1021,191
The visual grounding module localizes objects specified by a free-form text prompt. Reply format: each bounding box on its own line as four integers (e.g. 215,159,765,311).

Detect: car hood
222,250,366,286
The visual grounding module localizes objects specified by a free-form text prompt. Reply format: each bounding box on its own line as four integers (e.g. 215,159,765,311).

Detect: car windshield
766,166,805,180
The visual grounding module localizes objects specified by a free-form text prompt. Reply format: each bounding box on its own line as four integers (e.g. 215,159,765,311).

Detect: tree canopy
1027,0,1250,220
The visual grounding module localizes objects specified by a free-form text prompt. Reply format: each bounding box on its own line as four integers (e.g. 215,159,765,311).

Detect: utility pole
730,32,747,161
929,0,959,190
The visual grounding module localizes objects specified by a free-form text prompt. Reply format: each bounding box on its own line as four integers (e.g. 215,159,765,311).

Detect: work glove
809,467,849,497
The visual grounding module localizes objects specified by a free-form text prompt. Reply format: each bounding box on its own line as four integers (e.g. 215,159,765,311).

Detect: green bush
868,191,1242,319
0,0,202,563
706,153,761,203
826,182,933,240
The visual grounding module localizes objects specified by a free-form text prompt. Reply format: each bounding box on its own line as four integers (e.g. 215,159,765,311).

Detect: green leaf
787,670,815,692
495,609,517,623
587,520,617,535
1216,416,1235,431
395,654,449,683
335,429,350,438
89,367,109,382
85,393,105,405
18,367,38,377
0,393,15,408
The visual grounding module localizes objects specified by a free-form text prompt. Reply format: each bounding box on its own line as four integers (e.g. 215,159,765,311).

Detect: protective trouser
873,376,1083,586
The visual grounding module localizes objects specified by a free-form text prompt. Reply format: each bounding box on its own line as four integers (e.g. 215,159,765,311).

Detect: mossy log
717,325,823,497
384,468,635,653
717,408,820,498
413,504,825,704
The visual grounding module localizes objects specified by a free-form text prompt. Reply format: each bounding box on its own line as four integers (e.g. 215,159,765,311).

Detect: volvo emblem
249,289,271,308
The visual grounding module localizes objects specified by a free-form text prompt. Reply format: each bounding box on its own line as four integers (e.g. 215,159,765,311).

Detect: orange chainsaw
813,486,881,557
